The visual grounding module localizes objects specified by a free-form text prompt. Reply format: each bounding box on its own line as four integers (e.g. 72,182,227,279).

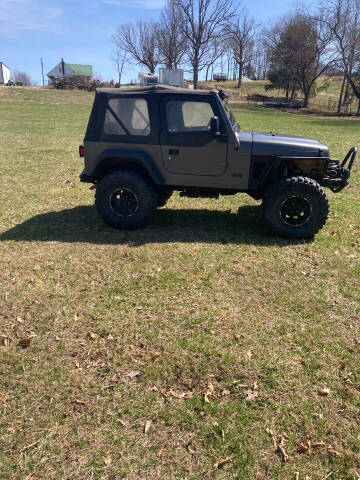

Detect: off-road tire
157,189,173,208
262,176,329,239
95,170,157,229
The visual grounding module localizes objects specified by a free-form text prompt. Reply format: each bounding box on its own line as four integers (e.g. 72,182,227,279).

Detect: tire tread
262,176,329,238
95,169,157,229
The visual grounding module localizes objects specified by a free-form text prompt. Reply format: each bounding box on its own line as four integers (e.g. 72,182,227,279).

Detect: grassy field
0,87,359,480
203,79,270,94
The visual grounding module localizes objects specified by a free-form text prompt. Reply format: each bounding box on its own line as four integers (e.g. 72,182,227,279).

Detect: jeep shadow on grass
0,203,305,247
78,85,357,239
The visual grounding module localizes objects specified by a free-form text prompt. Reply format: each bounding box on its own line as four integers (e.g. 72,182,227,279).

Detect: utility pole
40,57,45,86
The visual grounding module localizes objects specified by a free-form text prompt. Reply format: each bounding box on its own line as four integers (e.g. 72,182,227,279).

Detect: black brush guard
324,146,357,192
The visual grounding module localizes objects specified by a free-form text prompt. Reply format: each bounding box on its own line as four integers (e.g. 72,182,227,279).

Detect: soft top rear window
104,98,150,136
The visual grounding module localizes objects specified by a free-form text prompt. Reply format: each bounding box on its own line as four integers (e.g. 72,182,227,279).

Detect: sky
1,0,293,85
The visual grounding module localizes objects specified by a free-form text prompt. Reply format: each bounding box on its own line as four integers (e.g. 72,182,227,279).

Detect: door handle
168,149,180,155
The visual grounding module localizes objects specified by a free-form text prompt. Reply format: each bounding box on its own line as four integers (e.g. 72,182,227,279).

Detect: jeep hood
250,131,329,157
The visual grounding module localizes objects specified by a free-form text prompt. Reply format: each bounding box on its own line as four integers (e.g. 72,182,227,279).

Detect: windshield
223,99,240,132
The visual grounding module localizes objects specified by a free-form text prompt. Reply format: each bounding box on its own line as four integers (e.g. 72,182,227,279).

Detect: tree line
112,0,360,110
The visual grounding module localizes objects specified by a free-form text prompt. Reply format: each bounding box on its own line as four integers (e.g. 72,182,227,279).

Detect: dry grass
0,88,359,480
203,77,359,115
201,76,346,98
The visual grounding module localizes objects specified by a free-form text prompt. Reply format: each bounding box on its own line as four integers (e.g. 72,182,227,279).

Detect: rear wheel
95,170,157,229
262,176,329,238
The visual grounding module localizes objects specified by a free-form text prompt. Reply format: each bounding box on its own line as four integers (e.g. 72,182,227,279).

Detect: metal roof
96,85,216,95
67,64,93,76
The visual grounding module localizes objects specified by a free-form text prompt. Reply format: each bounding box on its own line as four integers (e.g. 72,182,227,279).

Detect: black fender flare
93,148,165,185
249,155,329,190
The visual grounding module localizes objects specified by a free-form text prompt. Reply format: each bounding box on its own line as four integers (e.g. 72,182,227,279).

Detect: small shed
0,62,11,84
47,59,93,83
213,73,227,82
159,68,184,87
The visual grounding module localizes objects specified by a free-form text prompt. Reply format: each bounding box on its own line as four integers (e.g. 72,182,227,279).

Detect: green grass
0,87,359,480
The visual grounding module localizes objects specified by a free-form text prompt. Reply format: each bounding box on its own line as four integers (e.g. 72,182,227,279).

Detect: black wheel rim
110,188,139,217
280,195,312,226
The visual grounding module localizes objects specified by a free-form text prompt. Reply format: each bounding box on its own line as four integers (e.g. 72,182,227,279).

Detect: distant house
47,59,93,83
0,62,11,84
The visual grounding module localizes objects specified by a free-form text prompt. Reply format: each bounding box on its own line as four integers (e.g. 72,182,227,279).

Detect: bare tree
225,9,257,87
175,0,234,88
337,72,348,111
12,70,32,86
315,0,360,107
204,38,226,81
112,21,160,73
158,3,187,69
112,49,127,85
252,34,269,80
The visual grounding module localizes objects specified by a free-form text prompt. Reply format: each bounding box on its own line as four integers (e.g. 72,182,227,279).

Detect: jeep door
159,95,228,176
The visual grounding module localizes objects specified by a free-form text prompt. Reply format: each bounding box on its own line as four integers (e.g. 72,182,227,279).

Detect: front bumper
322,146,357,192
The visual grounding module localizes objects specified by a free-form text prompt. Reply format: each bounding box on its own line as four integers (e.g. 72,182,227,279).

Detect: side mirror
210,116,221,136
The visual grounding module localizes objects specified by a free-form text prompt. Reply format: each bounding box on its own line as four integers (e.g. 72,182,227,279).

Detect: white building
159,68,184,87
0,62,11,85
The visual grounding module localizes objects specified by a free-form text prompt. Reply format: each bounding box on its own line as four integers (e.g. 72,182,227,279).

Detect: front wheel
262,176,329,239
95,170,157,229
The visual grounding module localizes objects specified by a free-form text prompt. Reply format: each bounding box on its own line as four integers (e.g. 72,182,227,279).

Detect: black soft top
96,84,218,96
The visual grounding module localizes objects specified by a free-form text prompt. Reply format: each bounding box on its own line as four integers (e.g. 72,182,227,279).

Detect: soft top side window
104,98,150,136
167,100,214,133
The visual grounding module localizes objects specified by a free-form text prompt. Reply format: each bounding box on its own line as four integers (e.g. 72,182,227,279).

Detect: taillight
79,145,84,157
